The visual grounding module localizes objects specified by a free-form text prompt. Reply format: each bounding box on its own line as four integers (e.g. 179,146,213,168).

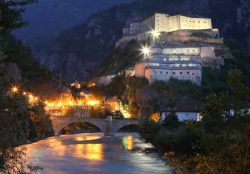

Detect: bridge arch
57,120,103,135
114,123,138,133
51,117,106,136
51,116,139,136
112,120,139,133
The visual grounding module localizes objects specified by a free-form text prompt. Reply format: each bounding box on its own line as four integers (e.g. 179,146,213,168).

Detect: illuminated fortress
115,13,225,85
116,13,220,47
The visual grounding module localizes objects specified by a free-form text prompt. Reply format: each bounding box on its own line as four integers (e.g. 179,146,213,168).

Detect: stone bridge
50,116,139,136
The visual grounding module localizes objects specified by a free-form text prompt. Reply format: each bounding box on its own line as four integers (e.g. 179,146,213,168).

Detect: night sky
15,0,134,40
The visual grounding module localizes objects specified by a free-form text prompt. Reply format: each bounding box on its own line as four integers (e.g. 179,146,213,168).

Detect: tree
0,0,36,33
227,69,250,117
162,112,179,129
0,91,40,173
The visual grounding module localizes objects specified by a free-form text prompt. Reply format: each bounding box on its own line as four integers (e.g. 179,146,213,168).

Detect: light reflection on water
73,143,103,160
25,133,171,174
122,135,133,151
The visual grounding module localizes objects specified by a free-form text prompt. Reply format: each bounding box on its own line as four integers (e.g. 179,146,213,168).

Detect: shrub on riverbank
139,69,250,173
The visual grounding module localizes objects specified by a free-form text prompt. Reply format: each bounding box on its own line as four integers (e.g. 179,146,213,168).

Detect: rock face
0,63,22,82
31,0,250,82
15,0,133,40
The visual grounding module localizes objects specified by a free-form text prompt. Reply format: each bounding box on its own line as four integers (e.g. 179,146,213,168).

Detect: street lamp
140,45,151,58
11,85,19,94
150,29,160,40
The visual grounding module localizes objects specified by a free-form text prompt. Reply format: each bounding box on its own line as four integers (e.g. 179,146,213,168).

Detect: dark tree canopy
0,0,36,33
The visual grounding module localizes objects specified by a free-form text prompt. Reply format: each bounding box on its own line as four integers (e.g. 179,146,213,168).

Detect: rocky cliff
31,0,250,82
15,0,133,40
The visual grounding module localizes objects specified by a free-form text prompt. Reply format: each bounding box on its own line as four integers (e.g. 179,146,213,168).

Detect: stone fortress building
116,13,221,47
135,46,203,85
115,12,226,85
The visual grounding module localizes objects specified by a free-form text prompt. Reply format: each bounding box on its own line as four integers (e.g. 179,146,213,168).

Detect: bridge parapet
51,115,139,136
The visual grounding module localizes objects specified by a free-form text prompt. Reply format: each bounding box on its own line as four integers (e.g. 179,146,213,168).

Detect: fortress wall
166,16,180,32
137,32,149,41
160,34,223,45
145,68,202,85
201,47,216,58
155,13,169,32
179,16,212,30
150,48,163,54
141,15,156,32
162,47,201,55
130,22,141,35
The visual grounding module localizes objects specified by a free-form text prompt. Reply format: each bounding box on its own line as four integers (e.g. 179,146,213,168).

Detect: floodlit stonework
116,12,225,85
116,13,219,47
135,46,203,85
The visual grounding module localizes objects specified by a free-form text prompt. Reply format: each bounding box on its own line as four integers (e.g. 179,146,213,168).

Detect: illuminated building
135,45,203,85
116,13,220,47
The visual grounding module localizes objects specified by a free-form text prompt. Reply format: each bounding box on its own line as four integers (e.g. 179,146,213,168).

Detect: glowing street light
87,100,100,106
140,45,151,57
150,29,160,39
11,85,19,94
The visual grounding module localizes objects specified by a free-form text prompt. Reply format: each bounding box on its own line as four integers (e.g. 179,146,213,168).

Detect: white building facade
135,46,203,85
160,111,203,122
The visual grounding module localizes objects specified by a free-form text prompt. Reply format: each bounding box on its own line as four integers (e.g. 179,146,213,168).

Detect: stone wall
145,68,202,85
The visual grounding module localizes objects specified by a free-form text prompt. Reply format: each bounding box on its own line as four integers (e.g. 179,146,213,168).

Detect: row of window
164,49,200,54
147,63,200,68
167,58,191,61
153,71,199,76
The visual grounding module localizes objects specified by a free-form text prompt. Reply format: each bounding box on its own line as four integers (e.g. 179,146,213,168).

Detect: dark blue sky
15,0,134,40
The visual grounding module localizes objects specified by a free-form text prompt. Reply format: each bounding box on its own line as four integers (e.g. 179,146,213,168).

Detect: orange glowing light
150,112,160,122
87,82,96,88
11,86,19,94
87,100,100,106
122,136,133,150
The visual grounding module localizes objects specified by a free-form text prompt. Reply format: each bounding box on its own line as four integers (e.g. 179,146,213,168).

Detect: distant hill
30,0,250,82
14,0,134,41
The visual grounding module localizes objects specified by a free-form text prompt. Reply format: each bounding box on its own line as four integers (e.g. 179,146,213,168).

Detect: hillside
31,0,250,82
0,34,62,99
14,0,133,41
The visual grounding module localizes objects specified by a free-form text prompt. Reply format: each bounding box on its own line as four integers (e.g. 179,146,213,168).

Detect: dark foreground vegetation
0,1,54,173
139,69,250,174
95,27,250,173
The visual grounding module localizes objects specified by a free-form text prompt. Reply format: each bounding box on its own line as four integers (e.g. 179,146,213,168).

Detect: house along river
25,133,171,174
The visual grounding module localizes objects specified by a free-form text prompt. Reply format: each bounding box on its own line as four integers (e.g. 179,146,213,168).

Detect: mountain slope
14,0,134,41
31,0,250,82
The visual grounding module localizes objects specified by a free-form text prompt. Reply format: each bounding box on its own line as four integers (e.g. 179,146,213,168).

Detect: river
25,133,171,174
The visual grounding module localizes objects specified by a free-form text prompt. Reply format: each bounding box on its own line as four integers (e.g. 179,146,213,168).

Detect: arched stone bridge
50,116,139,136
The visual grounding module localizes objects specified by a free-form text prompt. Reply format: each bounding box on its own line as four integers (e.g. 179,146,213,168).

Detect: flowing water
25,133,171,174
